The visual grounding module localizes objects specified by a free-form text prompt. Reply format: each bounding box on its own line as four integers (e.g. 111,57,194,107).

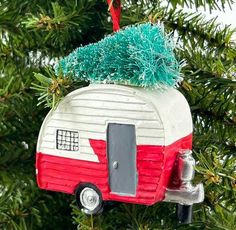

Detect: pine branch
21,1,107,51
193,113,236,148
0,0,108,58
166,0,234,11
0,160,73,230
195,146,236,207
122,0,234,12
0,70,46,165
164,9,236,51
177,42,236,80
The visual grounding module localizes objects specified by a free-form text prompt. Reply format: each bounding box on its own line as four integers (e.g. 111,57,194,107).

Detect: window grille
56,129,79,151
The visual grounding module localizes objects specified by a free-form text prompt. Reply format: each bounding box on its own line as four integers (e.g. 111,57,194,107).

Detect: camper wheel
75,183,103,215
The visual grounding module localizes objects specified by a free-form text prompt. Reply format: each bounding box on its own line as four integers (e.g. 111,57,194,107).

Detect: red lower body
36,134,192,205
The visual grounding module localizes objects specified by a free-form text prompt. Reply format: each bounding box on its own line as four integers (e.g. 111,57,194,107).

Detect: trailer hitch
163,149,204,224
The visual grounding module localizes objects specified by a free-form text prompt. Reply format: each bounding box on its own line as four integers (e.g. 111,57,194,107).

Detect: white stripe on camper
53,111,160,122
39,147,99,162
72,93,144,104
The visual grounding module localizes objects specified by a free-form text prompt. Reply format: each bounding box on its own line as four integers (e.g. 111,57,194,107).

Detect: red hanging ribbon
107,0,121,32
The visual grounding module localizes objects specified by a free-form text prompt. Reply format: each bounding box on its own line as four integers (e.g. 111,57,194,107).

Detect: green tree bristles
56,23,181,88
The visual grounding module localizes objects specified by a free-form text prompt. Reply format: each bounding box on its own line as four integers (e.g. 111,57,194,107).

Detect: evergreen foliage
0,0,235,229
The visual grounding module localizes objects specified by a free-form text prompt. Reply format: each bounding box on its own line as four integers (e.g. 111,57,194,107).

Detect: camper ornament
35,22,204,224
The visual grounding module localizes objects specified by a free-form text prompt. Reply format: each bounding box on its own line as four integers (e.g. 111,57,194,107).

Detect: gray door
107,123,137,196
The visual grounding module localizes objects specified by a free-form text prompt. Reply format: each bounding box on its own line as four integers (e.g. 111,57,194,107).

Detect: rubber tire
75,183,103,215
177,204,193,224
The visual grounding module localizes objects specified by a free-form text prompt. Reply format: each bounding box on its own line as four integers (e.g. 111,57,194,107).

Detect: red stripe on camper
36,133,192,205
36,152,109,196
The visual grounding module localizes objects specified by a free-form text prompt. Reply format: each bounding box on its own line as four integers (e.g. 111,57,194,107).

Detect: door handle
113,161,118,169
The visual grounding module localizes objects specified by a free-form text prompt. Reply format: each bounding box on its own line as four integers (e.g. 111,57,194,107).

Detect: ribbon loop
107,0,121,32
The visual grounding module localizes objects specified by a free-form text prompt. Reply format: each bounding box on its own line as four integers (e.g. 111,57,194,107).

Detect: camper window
56,129,79,152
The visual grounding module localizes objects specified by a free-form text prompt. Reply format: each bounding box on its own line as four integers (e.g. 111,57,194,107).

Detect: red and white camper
36,84,204,218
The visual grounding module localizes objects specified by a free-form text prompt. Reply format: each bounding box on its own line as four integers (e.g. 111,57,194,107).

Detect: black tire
75,183,103,215
177,204,193,224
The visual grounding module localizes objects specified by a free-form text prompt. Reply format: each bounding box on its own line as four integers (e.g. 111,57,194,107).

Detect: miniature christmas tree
56,23,181,88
